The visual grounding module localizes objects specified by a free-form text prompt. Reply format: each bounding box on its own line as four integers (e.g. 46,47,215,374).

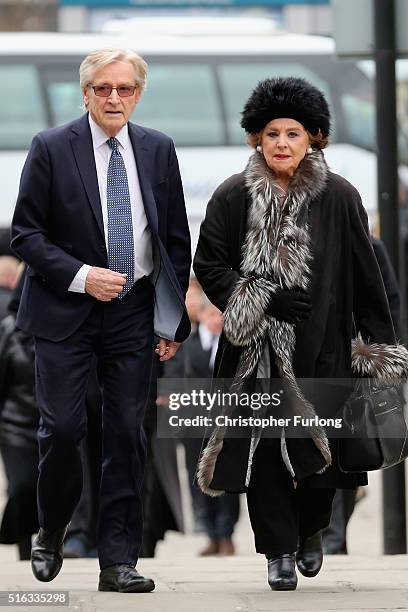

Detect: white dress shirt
198,324,220,371
68,115,153,293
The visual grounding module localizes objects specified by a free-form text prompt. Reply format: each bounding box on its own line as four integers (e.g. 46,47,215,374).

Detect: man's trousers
34,277,154,569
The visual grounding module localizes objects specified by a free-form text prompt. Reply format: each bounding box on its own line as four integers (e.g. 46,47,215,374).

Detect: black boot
267,553,297,591
296,530,323,577
31,526,67,582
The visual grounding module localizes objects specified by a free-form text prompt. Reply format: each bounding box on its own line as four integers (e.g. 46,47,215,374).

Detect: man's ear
82,87,89,108
134,88,142,106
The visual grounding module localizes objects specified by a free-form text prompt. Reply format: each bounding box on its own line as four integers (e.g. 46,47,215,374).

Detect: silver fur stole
351,333,408,379
197,150,331,496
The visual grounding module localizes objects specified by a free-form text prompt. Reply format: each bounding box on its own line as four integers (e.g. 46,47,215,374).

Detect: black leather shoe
296,531,323,577
267,554,297,591
31,526,67,582
98,565,155,593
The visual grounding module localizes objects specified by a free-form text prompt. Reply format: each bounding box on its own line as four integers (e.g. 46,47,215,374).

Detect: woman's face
259,118,311,179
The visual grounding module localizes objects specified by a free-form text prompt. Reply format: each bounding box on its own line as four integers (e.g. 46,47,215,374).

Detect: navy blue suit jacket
11,114,191,342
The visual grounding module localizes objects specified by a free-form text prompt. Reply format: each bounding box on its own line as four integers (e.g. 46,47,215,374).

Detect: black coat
0,314,37,448
194,167,398,492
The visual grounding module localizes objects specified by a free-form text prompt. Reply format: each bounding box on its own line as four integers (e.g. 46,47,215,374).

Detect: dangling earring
256,145,262,153
307,146,313,154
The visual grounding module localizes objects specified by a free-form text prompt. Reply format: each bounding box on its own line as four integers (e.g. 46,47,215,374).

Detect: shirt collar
88,113,130,151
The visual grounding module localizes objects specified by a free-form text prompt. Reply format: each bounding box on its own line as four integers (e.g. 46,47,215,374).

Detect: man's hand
155,338,181,362
85,267,127,301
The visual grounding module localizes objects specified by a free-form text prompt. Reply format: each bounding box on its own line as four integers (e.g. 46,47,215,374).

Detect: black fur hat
241,77,331,137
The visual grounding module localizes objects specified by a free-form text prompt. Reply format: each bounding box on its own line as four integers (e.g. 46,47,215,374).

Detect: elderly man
11,48,191,592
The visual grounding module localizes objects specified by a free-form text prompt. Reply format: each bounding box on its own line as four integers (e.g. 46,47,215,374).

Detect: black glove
265,288,312,323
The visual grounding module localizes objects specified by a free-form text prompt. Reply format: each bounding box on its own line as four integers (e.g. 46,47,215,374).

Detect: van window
45,63,223,147
351,59,408,162
218,62,334,145
44,63,223,146
341,93,375,151
0,65,46,149
45,68,83,126
49,81,83,125
136,64,223,146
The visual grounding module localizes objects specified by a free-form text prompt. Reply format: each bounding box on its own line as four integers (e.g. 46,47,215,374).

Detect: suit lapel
128,123,159,235
70,114,104,238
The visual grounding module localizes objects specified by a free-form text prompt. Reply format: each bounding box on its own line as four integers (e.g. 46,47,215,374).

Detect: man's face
83,60,141,137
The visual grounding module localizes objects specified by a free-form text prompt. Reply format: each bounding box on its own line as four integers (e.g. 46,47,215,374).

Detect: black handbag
338,378,408,473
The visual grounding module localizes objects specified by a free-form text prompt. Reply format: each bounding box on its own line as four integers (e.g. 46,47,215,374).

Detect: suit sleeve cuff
68,264,92,293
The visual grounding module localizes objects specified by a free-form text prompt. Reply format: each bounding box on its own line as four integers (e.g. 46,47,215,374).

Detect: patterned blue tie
107,137,134,298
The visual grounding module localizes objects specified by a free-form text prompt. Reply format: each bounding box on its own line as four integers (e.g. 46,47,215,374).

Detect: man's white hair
79,48,148,91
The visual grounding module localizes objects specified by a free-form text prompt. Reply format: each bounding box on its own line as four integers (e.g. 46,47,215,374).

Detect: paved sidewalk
0,554,407,611
0,458,405,611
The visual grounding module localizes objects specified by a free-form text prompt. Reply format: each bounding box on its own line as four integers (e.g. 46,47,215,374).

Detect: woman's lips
274,155,290,159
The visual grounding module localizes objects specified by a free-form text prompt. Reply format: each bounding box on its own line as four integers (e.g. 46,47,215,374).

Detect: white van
0,30,400,247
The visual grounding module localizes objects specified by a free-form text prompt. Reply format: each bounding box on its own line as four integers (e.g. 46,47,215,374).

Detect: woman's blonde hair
79,48,148,92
